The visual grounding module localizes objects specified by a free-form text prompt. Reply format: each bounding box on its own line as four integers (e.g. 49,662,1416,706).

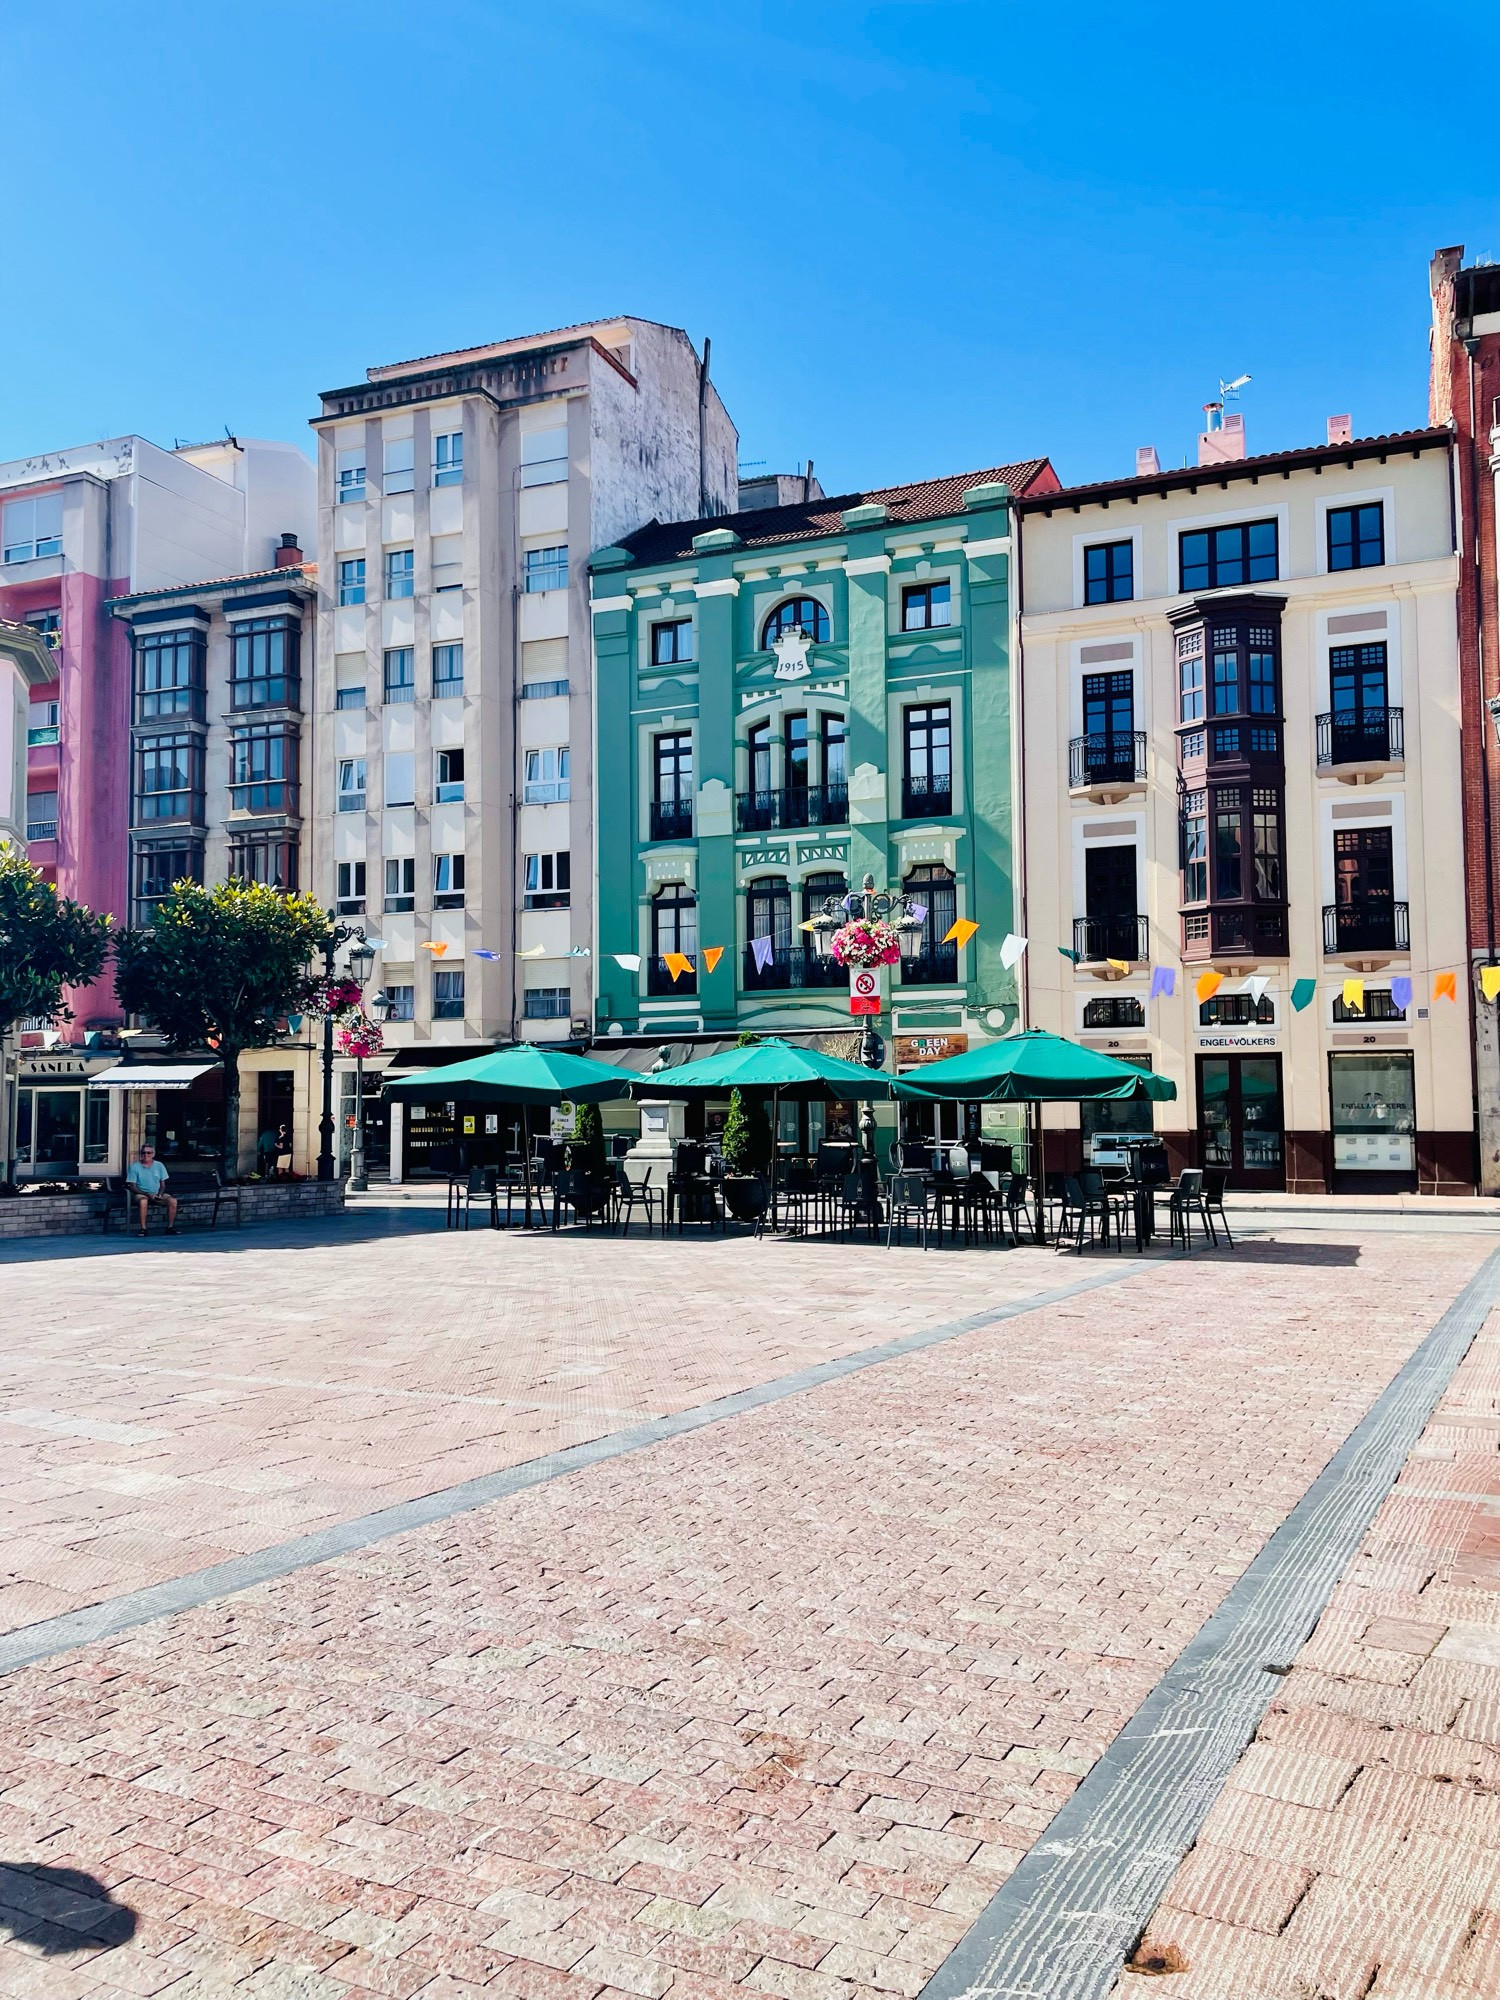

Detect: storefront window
1080,1056,1155,1160
32,1090,82,1170
83,1089,111,1163
1330,1052,1416,1174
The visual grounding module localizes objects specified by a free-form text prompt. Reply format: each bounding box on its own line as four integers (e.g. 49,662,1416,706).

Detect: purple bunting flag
1391,974,1413,1013
750,935,774,973
1149,966,1176,999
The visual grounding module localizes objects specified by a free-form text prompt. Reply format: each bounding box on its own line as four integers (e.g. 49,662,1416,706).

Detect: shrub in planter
721,1172,770,1222
720,1087,771,1174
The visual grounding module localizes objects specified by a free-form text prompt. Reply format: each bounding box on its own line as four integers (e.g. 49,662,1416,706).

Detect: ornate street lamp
313,919,384,1182
343,938,378,1192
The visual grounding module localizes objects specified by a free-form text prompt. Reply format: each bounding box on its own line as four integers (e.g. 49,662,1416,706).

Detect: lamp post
315,917,381,1182
344,939,377,1191
807,871,926,1176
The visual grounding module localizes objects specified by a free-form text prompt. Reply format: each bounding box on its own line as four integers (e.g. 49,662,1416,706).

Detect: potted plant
719,1084,771,1222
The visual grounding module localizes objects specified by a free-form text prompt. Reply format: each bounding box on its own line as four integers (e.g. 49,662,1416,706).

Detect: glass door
1330,1052,1416,1189
1196,1054,1285,1189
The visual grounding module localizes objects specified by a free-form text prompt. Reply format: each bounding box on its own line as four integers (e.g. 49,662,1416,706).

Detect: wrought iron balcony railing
1316,707,1404,768
735,784,849,832
1069,730,1147,788
1323,899,1410,955
1073,914,1149,963
741,944,846,991
649,798,694,841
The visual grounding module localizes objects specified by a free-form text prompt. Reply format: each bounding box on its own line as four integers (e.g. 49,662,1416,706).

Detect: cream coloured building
1015,419,1472,1193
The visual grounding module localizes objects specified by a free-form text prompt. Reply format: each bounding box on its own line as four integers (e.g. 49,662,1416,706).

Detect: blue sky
5,1,1498,495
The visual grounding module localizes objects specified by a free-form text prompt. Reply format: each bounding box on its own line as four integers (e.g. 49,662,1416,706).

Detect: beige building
1015,418,1471,1193
308,318,736,1176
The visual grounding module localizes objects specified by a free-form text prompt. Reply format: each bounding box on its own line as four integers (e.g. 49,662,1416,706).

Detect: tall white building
309,318,736,1165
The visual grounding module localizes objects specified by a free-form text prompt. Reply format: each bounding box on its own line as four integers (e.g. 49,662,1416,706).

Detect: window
434,853,465,909
522,678,568,699
785,713,809,795
134,628,205,721
383,647,415,703
230,616,300,709
28,700,59,746
335,684,365,709
524,988,571,1020
136,734,203,822
385,983,414,1022
336,448,366,507
230,727,298,812
1328,502,1384,571
902,581,952,630
432,643,463,696
338,558,366,606
433,969,465,1019
651,619,694,665
1333,985,1406,1023
1214,792,1243,900
524,545,569,593
336,860,366,915
1201,992,1275,1026
337,759,367,812
1331,643,1389,717
435,748,464,803
1082,671,1134,741
523,747,570,803
433,432,463,487
1084,541,1133,604
133,843,202,919
26,789,58,840
1177,630,1204,723
903,864,957,976
520,428,568,487
384,857,415,912
824,714,848,793
384,752,415,807
384,549,414,599
1181,789,1207,903
1083,995,1145,1028
802,870,847,928
523,851,570,909
1248,646,1277,714
1252,794,1282,900
431,534,462,592
227,837,297,889
650,884,698,991
24,607,60,645
1179,519,1278,591
762,596,829,648
3,492,63,564
382,437,414,495
903,703,952,815
652,733,693,839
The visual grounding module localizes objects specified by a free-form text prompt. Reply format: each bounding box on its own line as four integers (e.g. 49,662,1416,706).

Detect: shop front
1197,1053,1286,1190
12,1052,124,1180
1329,1050,1417,1194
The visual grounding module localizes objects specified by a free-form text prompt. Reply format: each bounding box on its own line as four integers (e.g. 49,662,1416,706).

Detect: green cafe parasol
383,1044,632,1107
893,1029,1177,1103
631,1036,900,1102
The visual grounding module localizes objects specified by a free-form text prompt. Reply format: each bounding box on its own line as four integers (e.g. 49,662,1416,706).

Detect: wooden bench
105,1168,242,1234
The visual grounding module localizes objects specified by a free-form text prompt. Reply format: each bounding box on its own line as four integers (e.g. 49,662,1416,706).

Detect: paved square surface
0,1213,1492,1999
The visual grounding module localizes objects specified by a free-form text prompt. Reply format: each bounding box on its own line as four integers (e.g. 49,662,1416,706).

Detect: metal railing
25,819,57,842
898,945,960,985
901,774,952,818
1069,730,1147,787
1316,707,1404,767
741,944,846,991
1073,914,1149,962
650,799,694,841
1323,899,1410,954
735,783,849,832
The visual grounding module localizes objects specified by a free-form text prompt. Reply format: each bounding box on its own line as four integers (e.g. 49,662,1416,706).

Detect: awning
89,1063,220,1092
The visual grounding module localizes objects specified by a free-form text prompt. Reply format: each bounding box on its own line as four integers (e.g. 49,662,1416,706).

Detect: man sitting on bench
126,1144,179,1237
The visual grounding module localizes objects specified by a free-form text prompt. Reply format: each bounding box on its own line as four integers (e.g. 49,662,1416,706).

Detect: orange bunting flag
1483,966,1500,1004
942,918,980,948
420,940,448,956
702,946,725,974
1195,970,1223,1004
1434,971,1458,1002
664,952,693,982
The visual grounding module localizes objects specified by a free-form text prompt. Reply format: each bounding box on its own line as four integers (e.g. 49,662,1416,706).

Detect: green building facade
589,461,1058,1106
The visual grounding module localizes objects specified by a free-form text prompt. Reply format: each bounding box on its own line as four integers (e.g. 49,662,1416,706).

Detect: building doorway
1329,1051,1416,1193
1197,1053,1285,1189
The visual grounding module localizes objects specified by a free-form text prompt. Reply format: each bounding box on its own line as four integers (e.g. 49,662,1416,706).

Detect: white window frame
3,492,62,564
523,746,570,804
337,759,367,811
433,432,463,487
382,438,414,495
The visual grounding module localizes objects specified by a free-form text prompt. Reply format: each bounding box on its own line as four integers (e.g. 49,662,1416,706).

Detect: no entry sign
849,966,881,1016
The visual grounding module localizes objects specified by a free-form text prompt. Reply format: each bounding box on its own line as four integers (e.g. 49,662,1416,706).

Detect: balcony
1181,905,1289,963
1073,914,1148,973
741,944,846,992
1323,898,1410,968
26,818,57,842
229,782,299,815
898,945,960,986
735,784,849,833
1316,708,1404,781
1069,731,1147,801
649,799,694,841
901,775,952,819
647,955,696,997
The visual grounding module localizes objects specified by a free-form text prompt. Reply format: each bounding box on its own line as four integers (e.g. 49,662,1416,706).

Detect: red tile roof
1016,429,1450,509
615,459,1059,566
107,563,316,609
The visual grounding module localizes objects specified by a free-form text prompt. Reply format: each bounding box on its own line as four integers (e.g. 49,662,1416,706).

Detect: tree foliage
721,1087,772,1174
0,841,112,1032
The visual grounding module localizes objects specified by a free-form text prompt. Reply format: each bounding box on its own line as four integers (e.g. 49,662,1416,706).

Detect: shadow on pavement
0,1864,137,1954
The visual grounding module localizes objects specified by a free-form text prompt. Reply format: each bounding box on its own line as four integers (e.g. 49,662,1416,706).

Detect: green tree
0,842,114,1187
114,881,330,1179
720,1087,772,1174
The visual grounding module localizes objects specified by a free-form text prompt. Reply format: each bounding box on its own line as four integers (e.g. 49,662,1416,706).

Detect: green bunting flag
1291,978,1317,1011
1058,946,1081,964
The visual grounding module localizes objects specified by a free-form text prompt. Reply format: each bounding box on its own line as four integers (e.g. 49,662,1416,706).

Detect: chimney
1327,414,1352,445
1136,446,1160,477
1198,410,1246,466
274,532,302,568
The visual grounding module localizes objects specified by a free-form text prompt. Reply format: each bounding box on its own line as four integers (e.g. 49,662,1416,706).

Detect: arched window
746,877,792,988
762,596,829,648
903,864,956,979
649,884,698,994
801,871,847,927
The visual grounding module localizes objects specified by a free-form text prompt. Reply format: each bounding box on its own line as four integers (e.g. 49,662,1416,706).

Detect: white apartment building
1017,416,1471,1194
308,318,736,1172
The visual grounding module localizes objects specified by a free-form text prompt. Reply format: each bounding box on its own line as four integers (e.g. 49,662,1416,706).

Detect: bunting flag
664,952,693,982
1058,946,1081,964
943,918,979,948
1241,975,1271,1004
420,940,449,956
1149,966,1175,999
1291,978,1317,1011
905,902,928,926
750,935,774,973
1483,967,1500,1004
1342,977,1365,1015
1435,971,1458,1002
472,949,500,960
515,944,547,959
797,919,820,934
1195,971,1223,1004
1391,975,1413,1011
702,946,725,974
1000,933,1028,970
614,952,642,971
1105,957,1131,976
566,946,592,958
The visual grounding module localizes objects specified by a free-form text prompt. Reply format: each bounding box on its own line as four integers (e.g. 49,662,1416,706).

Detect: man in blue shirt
125,1145,178,1236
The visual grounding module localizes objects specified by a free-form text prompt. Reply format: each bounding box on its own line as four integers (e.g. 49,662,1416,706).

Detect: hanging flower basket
831,918,902,968
304,975,365,1020
336,1015,384,1059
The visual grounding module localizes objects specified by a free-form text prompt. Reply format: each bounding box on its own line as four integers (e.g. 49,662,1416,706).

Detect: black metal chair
1200,1168,1233,1247
886,1172,934,1249
457,1165,497,1230
1156,1168,1212,1251
1064,1172,1125,1254
552,1169,613,1231
1001,1173,1036,1244
614,1158,662,1237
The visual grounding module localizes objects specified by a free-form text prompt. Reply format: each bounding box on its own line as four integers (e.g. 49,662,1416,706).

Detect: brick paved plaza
1,1209,1499,1999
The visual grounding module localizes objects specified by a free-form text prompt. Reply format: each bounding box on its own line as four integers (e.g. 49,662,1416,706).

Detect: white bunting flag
1000,933,1029,971
1240,975,1271,1003
614,952,642,971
